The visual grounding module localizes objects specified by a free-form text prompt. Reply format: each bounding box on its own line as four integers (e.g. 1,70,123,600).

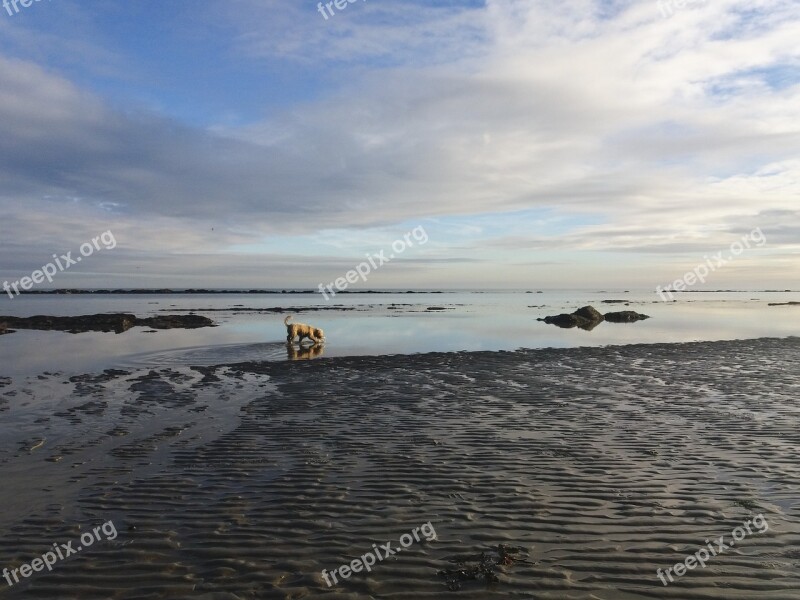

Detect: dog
284,315,325,345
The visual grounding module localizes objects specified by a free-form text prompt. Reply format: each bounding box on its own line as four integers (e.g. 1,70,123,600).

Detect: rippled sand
1,338,799,599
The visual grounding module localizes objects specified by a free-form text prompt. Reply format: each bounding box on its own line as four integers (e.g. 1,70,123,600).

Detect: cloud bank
0,0,797,288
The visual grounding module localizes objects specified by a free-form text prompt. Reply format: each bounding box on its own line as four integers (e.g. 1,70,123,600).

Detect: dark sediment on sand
0,338,799,598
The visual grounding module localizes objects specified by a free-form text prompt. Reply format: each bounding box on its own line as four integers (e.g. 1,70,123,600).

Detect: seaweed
437,544,530,591
734,498,759,511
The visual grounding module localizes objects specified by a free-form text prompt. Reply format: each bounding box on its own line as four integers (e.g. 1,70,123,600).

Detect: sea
0,289,797,376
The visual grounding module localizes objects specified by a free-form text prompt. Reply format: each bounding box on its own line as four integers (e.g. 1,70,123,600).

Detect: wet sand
1,338,799,598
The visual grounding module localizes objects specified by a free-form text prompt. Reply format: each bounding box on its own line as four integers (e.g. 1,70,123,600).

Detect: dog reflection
286,342,325,361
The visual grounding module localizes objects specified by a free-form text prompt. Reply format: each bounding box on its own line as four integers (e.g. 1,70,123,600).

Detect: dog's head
314,328,325,340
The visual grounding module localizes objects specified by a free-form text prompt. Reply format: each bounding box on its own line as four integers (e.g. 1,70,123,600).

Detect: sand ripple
0,338,799,598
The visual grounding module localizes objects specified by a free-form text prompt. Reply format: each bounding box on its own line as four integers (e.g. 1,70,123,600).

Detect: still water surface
0,290,797,376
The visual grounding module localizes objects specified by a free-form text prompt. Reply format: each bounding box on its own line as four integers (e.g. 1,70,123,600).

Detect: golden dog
284,315,325,344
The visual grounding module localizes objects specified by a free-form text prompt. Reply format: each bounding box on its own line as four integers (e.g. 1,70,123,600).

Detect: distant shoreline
11,288,796,295
15,289,450,295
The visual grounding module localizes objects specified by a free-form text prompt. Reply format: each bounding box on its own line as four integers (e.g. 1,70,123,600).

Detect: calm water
0,290,797,376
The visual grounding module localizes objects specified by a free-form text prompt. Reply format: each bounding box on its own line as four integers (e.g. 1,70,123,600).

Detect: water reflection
0,291,797,377
286,342,325,361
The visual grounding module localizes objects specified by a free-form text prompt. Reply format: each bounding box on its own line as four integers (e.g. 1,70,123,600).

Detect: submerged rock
136,315,216,329
542,313,599,330
604,311,650,323
0,313,215,334
540,314,572,327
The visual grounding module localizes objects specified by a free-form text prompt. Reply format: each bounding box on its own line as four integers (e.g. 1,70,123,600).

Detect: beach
5,1,800,597
1,336,798,599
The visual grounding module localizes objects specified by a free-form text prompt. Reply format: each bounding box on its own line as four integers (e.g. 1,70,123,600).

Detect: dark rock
0,313,215,334
0,322,12,335
543,314,579,328
540,313,601,331
539,305,604,330
0,314,138,334
574,305,604,322
136,314,215,329
540,305,649,330
604,310,650,323
768,302,800,306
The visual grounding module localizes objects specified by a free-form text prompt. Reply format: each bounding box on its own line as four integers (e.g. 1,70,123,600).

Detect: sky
0,0,798,290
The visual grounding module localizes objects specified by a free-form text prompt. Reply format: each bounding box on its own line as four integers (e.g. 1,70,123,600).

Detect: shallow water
0,290,798,376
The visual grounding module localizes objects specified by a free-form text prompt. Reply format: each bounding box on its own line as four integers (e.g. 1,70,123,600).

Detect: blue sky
0,0,797,290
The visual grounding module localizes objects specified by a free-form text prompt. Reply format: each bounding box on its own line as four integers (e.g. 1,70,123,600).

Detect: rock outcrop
539,305,649,330
0,313,215,334
539,305,604,331
136,315,217,330
604,311,650,323
574,305,604,322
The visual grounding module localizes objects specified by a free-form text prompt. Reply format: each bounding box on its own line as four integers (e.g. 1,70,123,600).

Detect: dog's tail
284,315,293,326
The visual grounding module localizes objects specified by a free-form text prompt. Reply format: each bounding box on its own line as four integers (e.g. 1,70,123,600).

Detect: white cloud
0,0,798,287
